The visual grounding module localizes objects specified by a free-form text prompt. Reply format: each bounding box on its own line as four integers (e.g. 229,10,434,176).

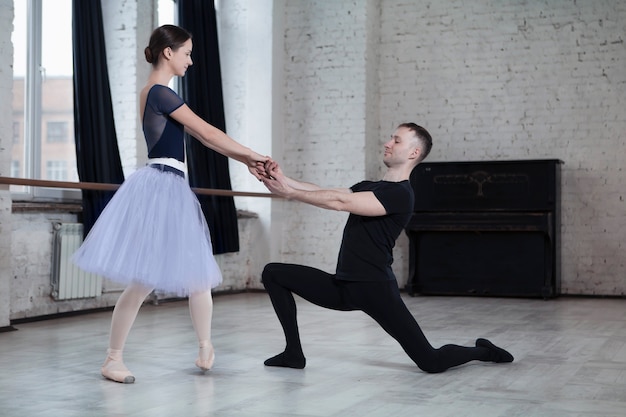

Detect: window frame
12,0,81,202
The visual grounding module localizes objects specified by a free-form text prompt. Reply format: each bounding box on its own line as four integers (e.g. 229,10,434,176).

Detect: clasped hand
247,157,291,197
259,160,291,197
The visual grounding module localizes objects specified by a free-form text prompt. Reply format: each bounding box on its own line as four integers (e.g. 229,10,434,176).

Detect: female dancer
73,24,268,383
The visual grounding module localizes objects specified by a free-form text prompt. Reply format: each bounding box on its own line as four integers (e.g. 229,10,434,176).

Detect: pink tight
108,283,213,351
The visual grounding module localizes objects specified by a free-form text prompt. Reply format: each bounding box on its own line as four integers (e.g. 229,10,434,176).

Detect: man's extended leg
350,280,513,373
261,263,352,368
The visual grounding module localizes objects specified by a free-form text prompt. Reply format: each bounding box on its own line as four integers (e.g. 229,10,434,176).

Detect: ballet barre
0,176,280,198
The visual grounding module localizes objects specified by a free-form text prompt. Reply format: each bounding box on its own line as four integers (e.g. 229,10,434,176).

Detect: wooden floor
1,291,625,417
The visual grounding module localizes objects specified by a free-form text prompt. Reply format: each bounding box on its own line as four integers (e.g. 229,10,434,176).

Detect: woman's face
167,38,193,77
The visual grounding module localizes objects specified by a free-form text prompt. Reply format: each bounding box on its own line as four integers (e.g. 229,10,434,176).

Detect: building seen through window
47,121,69,143
12,0,77,197
11,0,177,199
11,161,20,178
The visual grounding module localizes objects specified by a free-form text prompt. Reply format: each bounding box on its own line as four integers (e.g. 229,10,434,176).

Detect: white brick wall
216,0,273,276
280,0,625,294
281,0,377,271
3,0,625,322
7,209,264,320
376,0,625,295
102,0,152,176
0,0,13,327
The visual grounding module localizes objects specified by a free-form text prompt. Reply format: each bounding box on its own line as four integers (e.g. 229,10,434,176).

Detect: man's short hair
398,122,433,162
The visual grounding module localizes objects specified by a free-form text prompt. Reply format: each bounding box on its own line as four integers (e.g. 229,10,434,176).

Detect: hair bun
144,47,153,63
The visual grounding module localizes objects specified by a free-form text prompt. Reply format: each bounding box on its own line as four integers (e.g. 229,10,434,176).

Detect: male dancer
259,123,513,373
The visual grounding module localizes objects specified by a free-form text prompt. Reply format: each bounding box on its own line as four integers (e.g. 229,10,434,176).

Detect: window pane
41,0,76,182
46,121,69,143
12,0,77,197
158,0,176,26
46,161,68,181
11,161,20,178
11,0,26,191
13,121,21,144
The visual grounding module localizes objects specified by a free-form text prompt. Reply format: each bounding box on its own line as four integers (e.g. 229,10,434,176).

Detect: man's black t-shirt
335,180,414,282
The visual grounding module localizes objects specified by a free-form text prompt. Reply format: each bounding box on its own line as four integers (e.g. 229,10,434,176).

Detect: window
158,0,178,90
46,121,69,143
46,161,68,181
12,0,78,200
13,121,21,144
158,0,176,26
11,161,20,178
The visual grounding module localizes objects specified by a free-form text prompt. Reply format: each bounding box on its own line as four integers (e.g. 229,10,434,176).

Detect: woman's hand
260,160,293,197
247,152,271,180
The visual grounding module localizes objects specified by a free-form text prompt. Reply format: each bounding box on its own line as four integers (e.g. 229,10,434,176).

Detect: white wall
216,0,275,284
2,0,625,323
102,0,152,176
377,0,625,295
0,0,13,329
278,0,380,273
276,0,625,295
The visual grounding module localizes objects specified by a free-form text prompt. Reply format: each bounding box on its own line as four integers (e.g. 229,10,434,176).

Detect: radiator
51,223,103,300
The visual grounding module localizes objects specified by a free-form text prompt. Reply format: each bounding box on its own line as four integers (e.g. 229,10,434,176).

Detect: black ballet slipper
476,338,514,363
264,352,306,369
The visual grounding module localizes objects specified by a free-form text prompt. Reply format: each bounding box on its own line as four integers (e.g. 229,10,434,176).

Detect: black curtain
178,0,240,254
72,0,124,237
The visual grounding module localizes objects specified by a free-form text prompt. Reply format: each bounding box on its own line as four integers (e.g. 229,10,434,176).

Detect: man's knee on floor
418,362,446,374
415,354,446,374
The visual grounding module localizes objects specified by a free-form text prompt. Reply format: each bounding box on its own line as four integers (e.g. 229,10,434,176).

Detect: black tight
262,263,500,373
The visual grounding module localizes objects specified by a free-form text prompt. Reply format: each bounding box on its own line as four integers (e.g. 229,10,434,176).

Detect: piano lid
409,159,563,212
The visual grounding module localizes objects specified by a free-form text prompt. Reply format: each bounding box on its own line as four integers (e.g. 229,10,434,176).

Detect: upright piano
405,159,562,298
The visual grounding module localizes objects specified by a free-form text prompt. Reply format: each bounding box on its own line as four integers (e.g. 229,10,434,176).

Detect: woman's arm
170,104,268,177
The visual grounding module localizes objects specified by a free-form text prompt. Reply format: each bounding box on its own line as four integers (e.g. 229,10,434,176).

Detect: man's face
383,127,420,168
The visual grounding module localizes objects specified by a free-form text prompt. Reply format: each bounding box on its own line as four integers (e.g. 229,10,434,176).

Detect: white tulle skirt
72,165,222,296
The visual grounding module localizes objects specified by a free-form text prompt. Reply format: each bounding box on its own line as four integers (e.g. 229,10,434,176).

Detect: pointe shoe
101,348,135,383
195,341,215,371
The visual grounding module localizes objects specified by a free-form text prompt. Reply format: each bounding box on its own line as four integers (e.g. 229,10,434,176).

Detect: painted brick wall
281,0,377,272
7,210,263,320
376,0,625,295
4,0,625,323
216,0,273,278
0,0,13,327
102,0,152,176
281,0,625,294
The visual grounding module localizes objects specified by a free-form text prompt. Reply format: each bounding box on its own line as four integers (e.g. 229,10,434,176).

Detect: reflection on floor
1,292,625,417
